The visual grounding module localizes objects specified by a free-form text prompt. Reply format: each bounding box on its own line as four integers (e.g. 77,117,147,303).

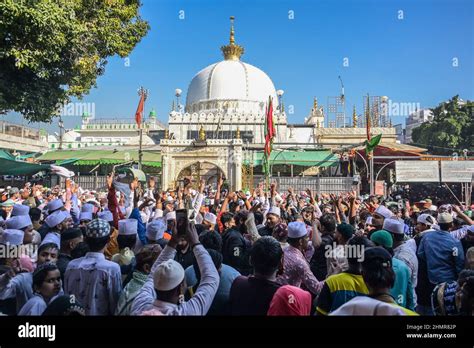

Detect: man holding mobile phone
173,209,195,269
131,220,219,315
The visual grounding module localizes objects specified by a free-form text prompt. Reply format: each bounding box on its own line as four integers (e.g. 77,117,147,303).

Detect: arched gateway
160,138,243,191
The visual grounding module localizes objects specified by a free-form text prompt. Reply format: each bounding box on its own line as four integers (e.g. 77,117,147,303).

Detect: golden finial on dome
230,16,235,44
199,125,206,141
313,97,318,110
220,16,244,61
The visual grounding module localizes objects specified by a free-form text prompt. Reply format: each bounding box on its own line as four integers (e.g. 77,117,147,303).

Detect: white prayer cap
437,212,453,224
287,221,308,239
375,205,392,219
383,218,404,235
203,212,217,225
40,232,60,248
118,219,138,236
1,229,24,245
164,197,175,204
11,204,30,217
79,212,93,221
44,210,71,228
81,203,94,213
147,219,166,241
267,207,281,217
153,259,185,291
6,215,32,230
165,211,176,221
98,210,113,222
47,199,63,213
417,213,436,226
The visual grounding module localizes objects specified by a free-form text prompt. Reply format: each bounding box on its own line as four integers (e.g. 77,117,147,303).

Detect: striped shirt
316,272,369,315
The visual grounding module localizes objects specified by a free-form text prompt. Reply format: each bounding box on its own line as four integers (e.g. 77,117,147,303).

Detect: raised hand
217,173,224,187
250,201,262,213
106,173,113,189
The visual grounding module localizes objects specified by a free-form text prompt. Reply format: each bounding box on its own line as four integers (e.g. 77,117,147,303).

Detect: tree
411,95,473,156
0,0,149,122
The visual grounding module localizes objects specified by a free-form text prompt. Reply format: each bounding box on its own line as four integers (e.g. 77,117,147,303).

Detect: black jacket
257,225,273,237
310,233,335,280
222,228,252,275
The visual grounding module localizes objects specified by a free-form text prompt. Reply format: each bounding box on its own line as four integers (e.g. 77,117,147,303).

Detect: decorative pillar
232,141,243,191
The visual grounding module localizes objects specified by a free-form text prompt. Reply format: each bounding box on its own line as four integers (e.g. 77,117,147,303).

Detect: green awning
248,150,339,167
0,150,50,175
38,150,161,167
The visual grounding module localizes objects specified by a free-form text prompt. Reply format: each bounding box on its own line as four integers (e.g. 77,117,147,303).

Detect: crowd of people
0,174,472,316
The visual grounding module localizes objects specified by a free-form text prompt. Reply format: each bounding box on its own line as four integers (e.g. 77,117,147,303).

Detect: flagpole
137,87,149,170
365,93,375,195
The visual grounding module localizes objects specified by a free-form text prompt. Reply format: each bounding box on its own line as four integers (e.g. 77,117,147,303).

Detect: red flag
135,93,145,128
264,96,275,156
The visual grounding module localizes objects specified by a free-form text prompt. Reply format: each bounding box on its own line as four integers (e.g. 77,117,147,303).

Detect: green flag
365,133,382,155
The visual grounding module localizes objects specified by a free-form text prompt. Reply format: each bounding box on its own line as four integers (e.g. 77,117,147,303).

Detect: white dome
185,60,278,114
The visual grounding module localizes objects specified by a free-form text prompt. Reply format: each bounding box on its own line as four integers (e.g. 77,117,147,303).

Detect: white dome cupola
185,17,278,114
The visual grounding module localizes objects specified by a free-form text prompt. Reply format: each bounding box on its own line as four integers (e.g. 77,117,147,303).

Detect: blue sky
6,0,474,132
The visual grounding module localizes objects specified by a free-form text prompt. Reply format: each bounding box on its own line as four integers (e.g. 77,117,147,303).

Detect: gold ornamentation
199,125,206,140
220,16,244,61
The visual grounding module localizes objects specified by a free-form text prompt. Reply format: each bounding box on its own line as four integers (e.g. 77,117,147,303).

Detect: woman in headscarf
267,285,312,316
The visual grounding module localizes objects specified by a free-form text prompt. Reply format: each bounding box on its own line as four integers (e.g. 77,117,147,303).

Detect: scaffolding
326,95,346,128
362,95,390,128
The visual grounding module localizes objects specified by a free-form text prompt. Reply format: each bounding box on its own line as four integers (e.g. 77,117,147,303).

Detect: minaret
305,97,324,128
220,16,244,61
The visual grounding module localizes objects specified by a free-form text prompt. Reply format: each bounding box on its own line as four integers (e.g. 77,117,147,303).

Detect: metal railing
252,176,357,195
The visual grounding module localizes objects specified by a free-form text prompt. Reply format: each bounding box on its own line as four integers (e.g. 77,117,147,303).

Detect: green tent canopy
246,150,339,167
38,150,161,167
0,150,50,175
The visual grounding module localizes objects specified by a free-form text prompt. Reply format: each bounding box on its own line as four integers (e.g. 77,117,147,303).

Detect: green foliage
0,0,149,122
411,95,473,155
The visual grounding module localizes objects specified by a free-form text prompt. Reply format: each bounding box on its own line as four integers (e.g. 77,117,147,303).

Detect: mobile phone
175,209,188,237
